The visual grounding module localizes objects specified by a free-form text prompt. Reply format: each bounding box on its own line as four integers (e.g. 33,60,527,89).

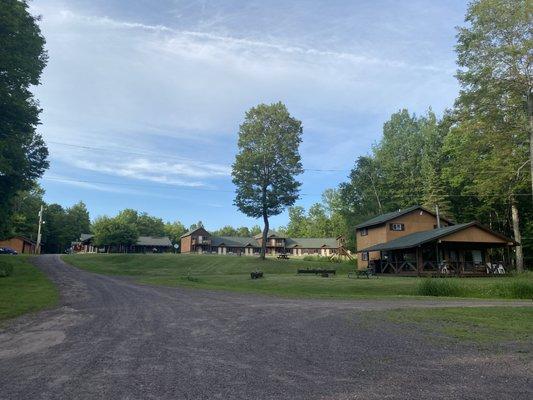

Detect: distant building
355,205,517,275
0,236,39,254
180,228,340,256
74,234,172,253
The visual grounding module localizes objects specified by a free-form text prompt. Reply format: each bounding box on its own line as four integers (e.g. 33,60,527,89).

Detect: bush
0,260,14,277
493,280,533,299
417,278,464,297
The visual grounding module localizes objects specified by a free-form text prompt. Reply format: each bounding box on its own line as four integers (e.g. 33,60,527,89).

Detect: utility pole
435,204,441,229
36,205,44,254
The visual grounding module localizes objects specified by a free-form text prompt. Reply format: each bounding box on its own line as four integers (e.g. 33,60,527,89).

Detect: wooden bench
348,268,377,279
297,268,336,276
277,254,290,260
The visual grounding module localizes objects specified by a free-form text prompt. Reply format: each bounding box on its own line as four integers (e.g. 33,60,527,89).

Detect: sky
31,0,468,231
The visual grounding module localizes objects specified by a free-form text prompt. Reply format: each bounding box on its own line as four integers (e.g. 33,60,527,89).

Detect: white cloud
31,0,459,195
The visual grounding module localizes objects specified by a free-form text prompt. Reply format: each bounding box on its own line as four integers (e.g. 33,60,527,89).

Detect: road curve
0,255,531,399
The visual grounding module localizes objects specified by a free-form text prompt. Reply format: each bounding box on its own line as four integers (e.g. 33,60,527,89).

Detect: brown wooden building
0,236,39,254
180,228,340,256
355,206,517,275
74,234,172,253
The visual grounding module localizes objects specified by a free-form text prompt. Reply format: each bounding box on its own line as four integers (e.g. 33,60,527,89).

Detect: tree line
7,190,268,252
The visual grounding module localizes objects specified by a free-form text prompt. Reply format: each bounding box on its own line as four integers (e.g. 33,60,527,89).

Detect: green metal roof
80,233,94,242
285,238,338,248
211,236,260,247
354,205,425,229
136,236,172,247
253,230,286,239
359,222,514,252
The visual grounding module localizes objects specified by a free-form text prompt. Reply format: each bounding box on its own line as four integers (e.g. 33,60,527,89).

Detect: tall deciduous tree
92,216,138,251
115,209,165,236
164,221,187,245
232,102,303,259
451,0,532,271
0,1,49,238
65,202,90,242
9,184,44,240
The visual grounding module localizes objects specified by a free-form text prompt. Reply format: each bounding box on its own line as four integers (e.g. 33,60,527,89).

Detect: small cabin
0,236,39,254
355,206,451,269
355,206,517,275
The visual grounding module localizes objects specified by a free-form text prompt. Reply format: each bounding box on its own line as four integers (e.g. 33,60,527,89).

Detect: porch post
459,250,465,276
416,246,423,276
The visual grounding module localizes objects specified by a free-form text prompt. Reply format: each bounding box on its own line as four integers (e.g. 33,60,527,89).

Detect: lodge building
74,234,173,253
180,228,340,256
355,205,517,275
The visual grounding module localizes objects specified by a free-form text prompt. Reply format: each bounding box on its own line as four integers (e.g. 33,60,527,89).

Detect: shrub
0,260,14,277
417,278,464,297
493,280,533,299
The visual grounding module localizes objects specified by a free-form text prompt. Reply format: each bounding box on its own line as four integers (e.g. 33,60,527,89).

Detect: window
390,223,405,231
362,252,369,261
360,228,368,236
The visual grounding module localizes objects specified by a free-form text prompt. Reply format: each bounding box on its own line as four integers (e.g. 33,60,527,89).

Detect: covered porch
360,222,517,276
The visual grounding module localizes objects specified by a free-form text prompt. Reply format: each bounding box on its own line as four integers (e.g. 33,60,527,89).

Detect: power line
42,176,531,198
46,140,528,175
46,140,349,173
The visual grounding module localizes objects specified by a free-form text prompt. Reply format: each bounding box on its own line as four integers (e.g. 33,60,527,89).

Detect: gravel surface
0,255,531,399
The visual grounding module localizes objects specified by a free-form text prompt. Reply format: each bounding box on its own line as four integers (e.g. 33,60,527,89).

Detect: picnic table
348,268,377,279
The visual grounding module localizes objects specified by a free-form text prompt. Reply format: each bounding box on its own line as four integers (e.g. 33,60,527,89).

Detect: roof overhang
358,222,516,253
355,205,454,230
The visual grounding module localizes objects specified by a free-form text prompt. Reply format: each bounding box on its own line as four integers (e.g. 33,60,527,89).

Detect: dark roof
8,236,37,245
354,205,452,229
253,230,286,239
136,236,172,247
208,236,339,249
285,238,338,248
79,234,171,247
211,236,260,247
80,233,94,242
359,222,515,252
180,227,207,238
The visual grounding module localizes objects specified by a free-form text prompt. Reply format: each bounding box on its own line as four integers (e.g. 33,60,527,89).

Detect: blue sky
31,0,468,230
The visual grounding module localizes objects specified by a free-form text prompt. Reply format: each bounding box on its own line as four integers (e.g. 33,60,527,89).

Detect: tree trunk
510,197,524,272
527,92,533,200
261,212,269,260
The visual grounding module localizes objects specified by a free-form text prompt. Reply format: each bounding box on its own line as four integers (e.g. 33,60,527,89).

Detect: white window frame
362,252,369,261
390,223,405,231
360,228,368,236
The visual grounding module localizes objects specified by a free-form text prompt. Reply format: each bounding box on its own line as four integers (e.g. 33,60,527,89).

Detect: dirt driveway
0,255,531,399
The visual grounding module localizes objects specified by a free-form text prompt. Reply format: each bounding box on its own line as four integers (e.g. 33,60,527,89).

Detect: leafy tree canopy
232,102,303,258
0,0,49,238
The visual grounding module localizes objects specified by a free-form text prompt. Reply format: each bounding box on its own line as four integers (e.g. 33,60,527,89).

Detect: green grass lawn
0,255,59,323
62,253,533,300
382,307,533,344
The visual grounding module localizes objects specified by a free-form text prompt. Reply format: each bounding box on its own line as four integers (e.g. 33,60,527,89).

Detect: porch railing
372,260,508,275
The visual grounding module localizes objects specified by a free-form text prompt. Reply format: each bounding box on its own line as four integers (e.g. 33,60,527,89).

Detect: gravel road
0,255,531,399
